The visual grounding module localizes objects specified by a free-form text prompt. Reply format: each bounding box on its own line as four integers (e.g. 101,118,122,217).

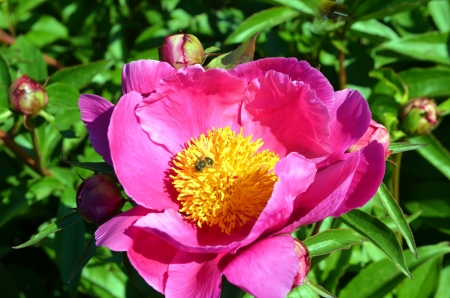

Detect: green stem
26,116,47,176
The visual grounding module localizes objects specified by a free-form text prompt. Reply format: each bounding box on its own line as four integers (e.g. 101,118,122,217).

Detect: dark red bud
76,174,125,225
158,34,204,69
9,75,48,115
399,97,440,135
292,239,311,288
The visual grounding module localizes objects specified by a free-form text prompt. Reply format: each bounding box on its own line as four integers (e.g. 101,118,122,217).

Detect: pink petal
95,206,150,251
279,152,360,233
330,141,385,216
329,89,371,154
229,58,335,112
134,209,249,254
165,251,223,298
246,153,316,241
79,94,114,164
241,70,331,159
122,60,177,95
127,227,179,294
108,91,179,210
136,66,246,154
223,235,298,298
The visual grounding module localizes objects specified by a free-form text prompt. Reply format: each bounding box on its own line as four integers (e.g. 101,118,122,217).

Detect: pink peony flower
348,119,391,159
79,58,386,298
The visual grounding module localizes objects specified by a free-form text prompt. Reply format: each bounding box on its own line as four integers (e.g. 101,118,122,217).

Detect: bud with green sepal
158,33,205,69
399,98,440,135
9,75,48,116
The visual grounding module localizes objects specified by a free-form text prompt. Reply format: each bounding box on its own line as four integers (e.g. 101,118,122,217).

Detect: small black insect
195,157,214,172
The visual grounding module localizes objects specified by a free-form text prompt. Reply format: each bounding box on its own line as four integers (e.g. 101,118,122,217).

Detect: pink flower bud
348,119,391,159
399,97,440,135
76,174,125,225
9,75,48,115
158,34,204,69
292,239,310,288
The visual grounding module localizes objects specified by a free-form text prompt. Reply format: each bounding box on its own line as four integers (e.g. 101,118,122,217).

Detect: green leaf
25,15,68,48
224,7,300,44
373,32,450,68
351,0,430,21
340,209,411,278
49,60,109,90
321,249,353,293
304,278,335,298
270,0,316,15
0,52,11,108
397,256,441,298
435,261,450,298
438,98,450,116
0,107,12,124
375,183,417,257
428,0,450,32
369,68,408,103
46,82,80,109
339,243,450,298
15,0,47,19
206,34,258,70
350,19,399,41
122,252,163,297
408,134,450,180
399,66,450,98
388,142,427,154
10,36,47,81
61,158,115,175
13,212,82,249
303,229,365,257
381,210,422,231
289,283,319,298
69,235,97,283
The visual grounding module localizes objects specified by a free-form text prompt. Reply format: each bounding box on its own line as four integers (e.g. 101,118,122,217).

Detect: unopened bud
348,119,391,159
76,174,125,225
9,75,48,115
399,98,440,135
158,34,204,69
292,239,310,288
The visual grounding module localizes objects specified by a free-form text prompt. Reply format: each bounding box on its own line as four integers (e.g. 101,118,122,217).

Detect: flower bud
9,75,48,115
399,98,440,135
158,34,204,69
292,239,310,288
76,174,125,225
348,119,391,159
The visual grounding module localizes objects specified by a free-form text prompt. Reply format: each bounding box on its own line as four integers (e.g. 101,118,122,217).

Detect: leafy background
0,0,450,297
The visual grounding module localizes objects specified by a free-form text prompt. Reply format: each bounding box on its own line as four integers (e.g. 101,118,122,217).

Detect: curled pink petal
348,119,391,159
79,94,114,164
223,235,298,298
108,91,179,210
122,60,177,95
165,251,223,298
95,206,150,251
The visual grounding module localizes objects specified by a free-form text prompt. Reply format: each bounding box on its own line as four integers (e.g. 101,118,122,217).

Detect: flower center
171,127,279,234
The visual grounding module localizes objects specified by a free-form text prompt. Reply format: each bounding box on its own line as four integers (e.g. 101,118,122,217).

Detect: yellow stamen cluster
171,127,279,234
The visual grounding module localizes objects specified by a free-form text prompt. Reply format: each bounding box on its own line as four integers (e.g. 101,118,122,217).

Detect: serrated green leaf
340,209,411,278
61,158,115,175
49,60,109,90
303,229,364,257
224,7,299,44
339,243,450,298
408,134,450,180
388,142,427,154
375,183,417,257
304,278,335,298
206,34,258,70
69,235,97,283
122,252,163,297
13,212,82,249
10,36,47,82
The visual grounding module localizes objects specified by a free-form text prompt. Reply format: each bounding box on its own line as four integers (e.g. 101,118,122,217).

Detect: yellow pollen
170,127,279,234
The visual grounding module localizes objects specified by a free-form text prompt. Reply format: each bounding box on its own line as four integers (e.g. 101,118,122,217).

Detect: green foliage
0,0,449,297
